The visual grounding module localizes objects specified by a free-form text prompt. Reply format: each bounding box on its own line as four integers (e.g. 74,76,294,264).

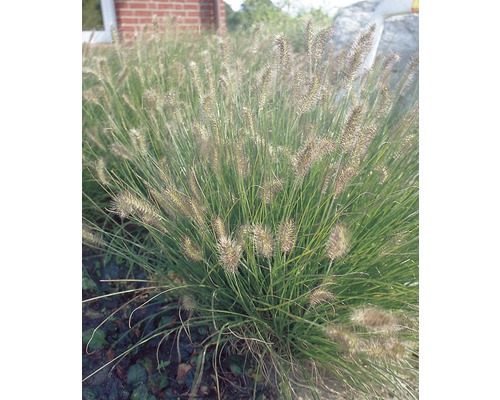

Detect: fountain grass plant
83,20,419,399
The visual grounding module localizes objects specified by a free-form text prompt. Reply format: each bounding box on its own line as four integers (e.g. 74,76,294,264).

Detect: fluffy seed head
340,105,364,152
180,295,197,312
82,224,105,249
274,33,291,68
164,189,194,220
380,53,401,85
312,26,334,65
309,288,336,308
261,179,284,204
129,128,148,156
324,326,360,354
110,142,133,161
333,164,359,198
351,307,399,332
116,67,129,88
353,124,377,161
188,168,203,201
293,136,335,181
296,74,322,115
218,236,242,275
189,199,207,231
362,338,409,361
112,192,163,228
375,165,389,184
258,64,273,111
212,216,227,242
326,223,350,261
343,24,375,89
234,139,249,178
95,158,109,186
252,225,275,259
278,219,296,254
181,236,203,262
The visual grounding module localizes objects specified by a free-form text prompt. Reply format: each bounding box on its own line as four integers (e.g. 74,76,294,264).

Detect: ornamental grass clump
83,21,418,399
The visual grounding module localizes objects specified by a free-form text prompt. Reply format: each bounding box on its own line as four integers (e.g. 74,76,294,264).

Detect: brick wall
114,0,226,39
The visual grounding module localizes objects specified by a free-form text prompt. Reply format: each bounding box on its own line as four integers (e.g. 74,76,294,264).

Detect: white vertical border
82,0,118,43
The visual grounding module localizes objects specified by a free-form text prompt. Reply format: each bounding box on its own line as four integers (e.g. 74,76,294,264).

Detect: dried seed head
236,223,252,247
129,128,148,156
116,67,130,88
110,142,133,161
181,236,203,262
121,93,135,111
242,107,256,138
324,326,360,354
164,189,194,220
142,89,157,110
375,164,389,184
252,225,274,259
150,188,178,220
188,168,203,202
377,83,393,117
293,138,316,181
326,223,350,261
218,236,242,275
340,105,364,153
304,17,314,61
188,61,203,96
95,158,109,186
274,33,291,68
312,26,334,66
396,54,419,97
189,199,207,231
112,192,165,231
380,52,401,85
112,192,136,219
293,136,335,181
351,307,399,332
333,164,359,198
212,216,227,242
234,140,249,178
180,295,197,312
96,57,111,82
201,94,215,121
353,124,377,161
278,218,296,254
362,338,409,361
343,24,375,89
261,179,284,204
82,224,105,249
308,288,336,308
257,64,274,111
296,74,322,115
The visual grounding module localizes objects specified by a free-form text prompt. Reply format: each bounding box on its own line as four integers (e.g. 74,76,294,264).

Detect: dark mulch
82,248,277,400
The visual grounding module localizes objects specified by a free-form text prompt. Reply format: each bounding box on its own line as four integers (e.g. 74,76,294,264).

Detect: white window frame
82,0,118,43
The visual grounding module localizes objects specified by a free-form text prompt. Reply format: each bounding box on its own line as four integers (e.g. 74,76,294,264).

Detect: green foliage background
83,0,104,31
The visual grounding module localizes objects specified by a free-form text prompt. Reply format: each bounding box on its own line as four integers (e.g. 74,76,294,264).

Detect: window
82,0,117,43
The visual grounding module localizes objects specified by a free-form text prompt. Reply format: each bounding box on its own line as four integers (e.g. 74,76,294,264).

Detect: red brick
129,3,148,9
119,17,140,24
134,10,152,17
157,3,175,10
117,10,136,17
